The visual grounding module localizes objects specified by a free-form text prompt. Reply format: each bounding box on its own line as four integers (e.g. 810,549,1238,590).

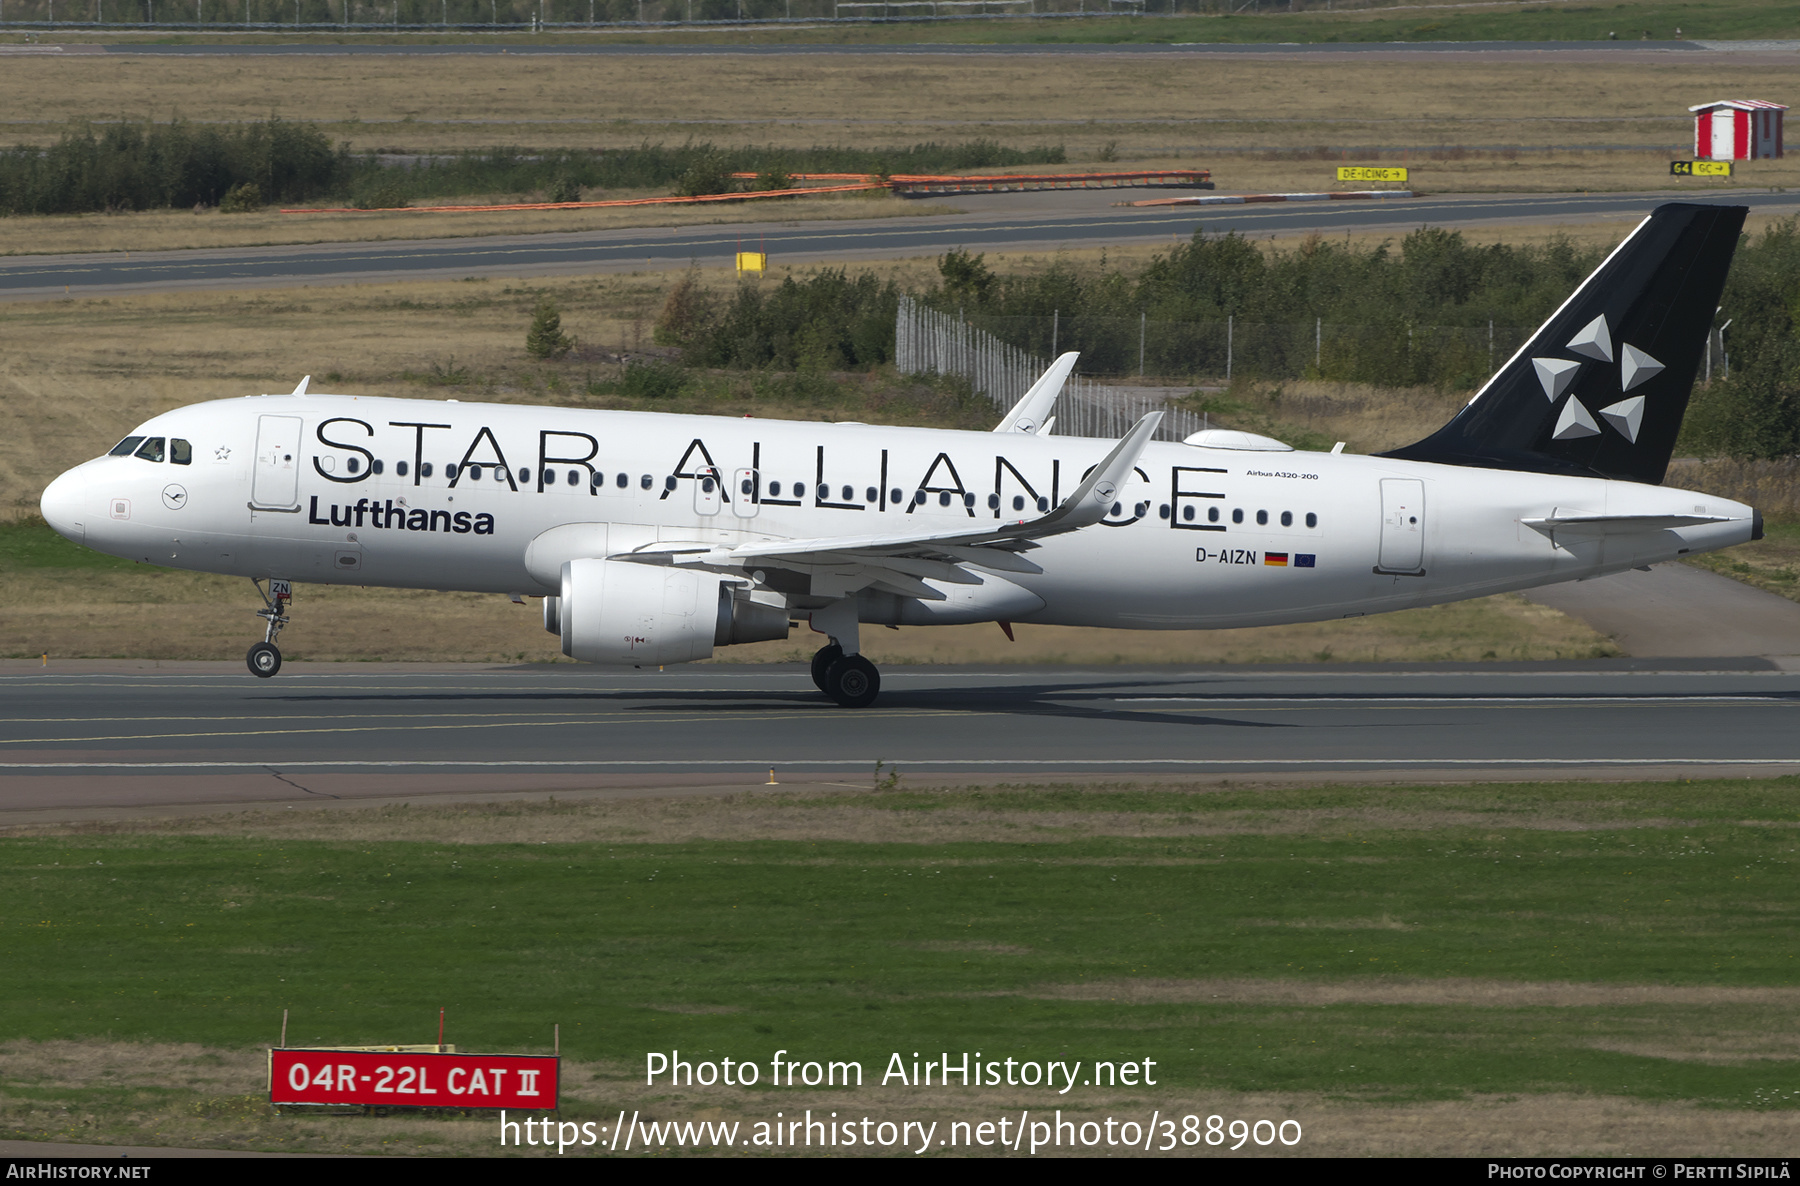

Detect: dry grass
1584,1037,1800,1065
2,53,1799,256
1668,457,1800,520
4,1036,1797,1156
1,56,1792,156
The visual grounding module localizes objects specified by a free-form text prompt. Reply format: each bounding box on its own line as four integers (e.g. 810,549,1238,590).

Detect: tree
937,248,994,305
526,296,573,360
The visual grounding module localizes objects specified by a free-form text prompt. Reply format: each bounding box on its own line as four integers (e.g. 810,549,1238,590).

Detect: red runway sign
270,1049,559,1109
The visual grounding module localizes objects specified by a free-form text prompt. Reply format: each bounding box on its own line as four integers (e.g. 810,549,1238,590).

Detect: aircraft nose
39,466,89,545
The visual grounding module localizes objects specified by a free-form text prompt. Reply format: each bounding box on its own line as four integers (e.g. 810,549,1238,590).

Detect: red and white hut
1690,100,1786,160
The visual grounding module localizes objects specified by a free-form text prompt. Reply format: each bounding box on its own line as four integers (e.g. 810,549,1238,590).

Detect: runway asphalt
3,661,1797,820
8,191,1800,300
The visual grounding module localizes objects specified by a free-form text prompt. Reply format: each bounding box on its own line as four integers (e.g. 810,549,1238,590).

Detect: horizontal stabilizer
1522,511,1742,537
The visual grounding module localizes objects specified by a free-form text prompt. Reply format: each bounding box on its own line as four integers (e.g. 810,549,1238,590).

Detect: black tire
824,654,880,708
810,643,843,693
246,642,282,679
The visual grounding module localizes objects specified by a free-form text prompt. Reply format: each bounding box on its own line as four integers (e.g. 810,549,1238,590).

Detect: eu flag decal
1295,554,1316,568
1265,552,1289,567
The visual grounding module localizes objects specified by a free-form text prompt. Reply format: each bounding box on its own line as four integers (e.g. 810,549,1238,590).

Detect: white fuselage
39,392,1758,635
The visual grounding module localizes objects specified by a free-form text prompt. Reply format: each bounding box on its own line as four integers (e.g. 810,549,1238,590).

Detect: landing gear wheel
246,641,282,679
824,654,880,708
810,643,843,693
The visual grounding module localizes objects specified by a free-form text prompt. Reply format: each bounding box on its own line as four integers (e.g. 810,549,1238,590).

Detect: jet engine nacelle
557,558,788,665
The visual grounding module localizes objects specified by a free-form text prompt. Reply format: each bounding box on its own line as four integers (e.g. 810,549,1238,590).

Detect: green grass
4,779,1799,1110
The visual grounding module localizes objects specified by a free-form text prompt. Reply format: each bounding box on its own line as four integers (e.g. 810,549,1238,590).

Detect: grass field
1,52,1794,161
3,777,1799,1155
2,41,1797,257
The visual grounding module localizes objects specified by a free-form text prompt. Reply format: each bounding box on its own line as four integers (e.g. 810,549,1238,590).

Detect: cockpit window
109,436,146,457
170,439,192,465
134,437,166,462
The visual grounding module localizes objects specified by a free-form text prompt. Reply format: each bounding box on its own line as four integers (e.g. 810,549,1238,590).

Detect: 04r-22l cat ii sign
39,204,1761,707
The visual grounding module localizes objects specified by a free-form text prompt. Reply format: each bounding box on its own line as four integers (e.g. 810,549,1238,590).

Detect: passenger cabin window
134,437,165,463
170,439,192,465
397,461,409,477
109,436,146,457
347,456,361,474
372,459,384,475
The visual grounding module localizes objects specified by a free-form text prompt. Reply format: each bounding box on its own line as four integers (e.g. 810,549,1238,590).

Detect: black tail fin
1379,203,1747,485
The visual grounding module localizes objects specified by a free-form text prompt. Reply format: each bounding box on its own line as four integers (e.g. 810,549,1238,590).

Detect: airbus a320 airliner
38,203,1760,706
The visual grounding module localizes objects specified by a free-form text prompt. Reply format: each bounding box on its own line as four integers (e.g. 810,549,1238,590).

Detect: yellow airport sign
736,252,767,273
1337,166,1409,182
1670,160,1733,177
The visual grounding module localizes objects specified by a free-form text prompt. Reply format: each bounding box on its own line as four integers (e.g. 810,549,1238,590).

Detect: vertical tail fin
1380,203,1747,484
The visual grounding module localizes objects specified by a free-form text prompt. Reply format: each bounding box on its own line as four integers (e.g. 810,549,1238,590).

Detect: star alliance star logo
215,446,232,461
1531,314,1661,444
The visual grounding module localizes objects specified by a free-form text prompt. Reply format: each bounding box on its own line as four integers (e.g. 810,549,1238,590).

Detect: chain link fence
898,296,1535,440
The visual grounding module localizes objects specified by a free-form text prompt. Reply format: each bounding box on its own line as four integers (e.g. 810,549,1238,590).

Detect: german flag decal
1265,552,1289,566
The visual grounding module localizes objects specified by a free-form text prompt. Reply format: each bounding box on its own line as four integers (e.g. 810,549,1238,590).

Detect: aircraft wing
650,412,1162,599
993,352,1079,435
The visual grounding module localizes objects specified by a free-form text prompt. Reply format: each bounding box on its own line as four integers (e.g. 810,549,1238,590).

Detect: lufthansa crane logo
162,484,189,510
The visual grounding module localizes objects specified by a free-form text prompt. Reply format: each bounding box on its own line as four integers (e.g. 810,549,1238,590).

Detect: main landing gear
810,642,880,709
247,578,292,679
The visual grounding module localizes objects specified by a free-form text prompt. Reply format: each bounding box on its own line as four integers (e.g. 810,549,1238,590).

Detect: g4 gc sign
270,1048,559,1110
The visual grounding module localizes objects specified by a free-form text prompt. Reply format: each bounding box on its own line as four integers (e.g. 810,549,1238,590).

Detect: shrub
0,118,348,216
675,152,733,198
525,296,573,360
350,178,410,210
616,360,689,400
218,182,263,213
546,174,582,203
653,273,716,348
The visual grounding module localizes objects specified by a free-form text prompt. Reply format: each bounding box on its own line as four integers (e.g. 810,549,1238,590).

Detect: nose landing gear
247,578,292,679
